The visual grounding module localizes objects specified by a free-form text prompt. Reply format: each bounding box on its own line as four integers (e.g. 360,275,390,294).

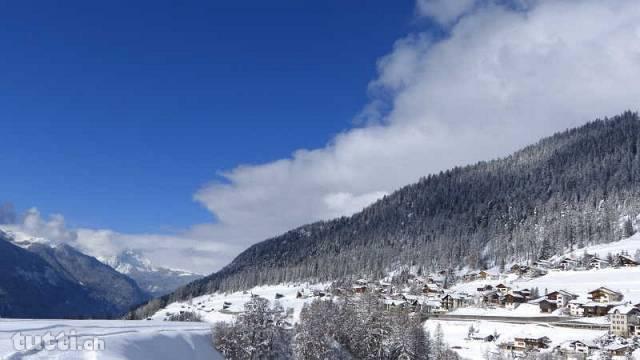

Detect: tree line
212,295,460,360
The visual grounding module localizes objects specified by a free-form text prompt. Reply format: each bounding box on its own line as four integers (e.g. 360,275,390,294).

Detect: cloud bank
7,0,640,274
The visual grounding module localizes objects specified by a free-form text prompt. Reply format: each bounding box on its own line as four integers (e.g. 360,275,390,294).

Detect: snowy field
565,233,640,260
454,234,640,305
448,303,549,317
517,266,640,303
425,319,607,359
0,319,221,360
151,282,331,324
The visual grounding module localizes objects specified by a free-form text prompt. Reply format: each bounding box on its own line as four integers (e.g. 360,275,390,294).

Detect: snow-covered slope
0,319,221,360
101,250,203,297
564,232,640,260
425,319,607,359
519,266,640,304
0,227,56,249
454,233,640,302
151,283,330,324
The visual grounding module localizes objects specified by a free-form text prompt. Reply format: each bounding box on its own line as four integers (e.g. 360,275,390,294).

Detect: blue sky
2,0,639,273
0,0,416,233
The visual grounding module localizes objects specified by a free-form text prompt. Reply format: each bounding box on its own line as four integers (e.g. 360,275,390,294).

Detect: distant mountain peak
100,249,203,297
0,227,57,249
102,249,155,274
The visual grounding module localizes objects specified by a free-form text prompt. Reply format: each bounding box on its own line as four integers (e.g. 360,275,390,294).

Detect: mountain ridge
130,111,640,319
0,229,149,318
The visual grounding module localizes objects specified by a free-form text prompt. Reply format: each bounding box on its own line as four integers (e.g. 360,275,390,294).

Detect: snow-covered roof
619,254,639,263
422,300,442,307
383,299,407,306
608,304,640,315
549,289,578,297
583,301,624,308
470,332,495,339
558,339,598,350
589,286,622,295
605,343,630,351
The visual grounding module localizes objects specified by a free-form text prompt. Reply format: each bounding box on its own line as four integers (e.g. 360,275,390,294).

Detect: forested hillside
133,111,640,318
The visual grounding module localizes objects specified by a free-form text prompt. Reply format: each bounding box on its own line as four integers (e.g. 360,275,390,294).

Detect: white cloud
8,0,640,275
416,0,478,25
20,208,77,244
184,0,640,273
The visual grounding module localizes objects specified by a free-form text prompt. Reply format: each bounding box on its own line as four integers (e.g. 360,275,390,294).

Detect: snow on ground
446,265,640,323
448,303,548,317
152,282,332,324
516,266,640,304
452,234,640,305
566,316,610,325
0,319,221,360
425,319,607,360
449,274,517,294
565,233,640,260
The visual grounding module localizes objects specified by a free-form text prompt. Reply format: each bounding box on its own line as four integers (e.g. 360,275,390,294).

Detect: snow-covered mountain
0,228,149,318
132,112,640,319
101,249,203,297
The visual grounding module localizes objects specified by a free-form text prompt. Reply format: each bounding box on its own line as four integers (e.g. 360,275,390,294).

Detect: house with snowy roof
422,283,444,295
504,293,527,309
568,299,586,317
383,299,408,310
533,259,553,269
588,287,624,304
588,256,610,270
419,299,444,314
469,332,497,342
462,272,477,282
537,298,558,313
582,301,620,317
441,293,471,311
500,335,551,352
478,270,499,280
554,340,598,357
509,264,529,276
609,304,640,337
557,257,578,271
546,290,579,308
605,343,632,358
482,291,502,306
495,283,510,295
617,254,639,267
476,284,494,292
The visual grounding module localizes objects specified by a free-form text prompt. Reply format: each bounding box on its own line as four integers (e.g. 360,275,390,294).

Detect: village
334,250,640,359
152,248,640,359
